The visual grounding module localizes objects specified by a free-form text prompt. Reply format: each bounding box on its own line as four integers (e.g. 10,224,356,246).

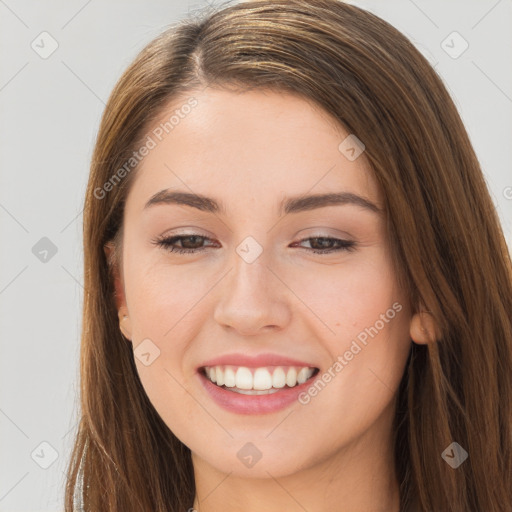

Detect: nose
213,253,291,336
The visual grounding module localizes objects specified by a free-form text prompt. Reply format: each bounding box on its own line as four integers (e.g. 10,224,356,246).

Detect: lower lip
197,370,317,415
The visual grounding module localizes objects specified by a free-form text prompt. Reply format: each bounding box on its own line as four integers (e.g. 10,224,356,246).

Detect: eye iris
153,234,355,255
180,236,204,249
310,237,333,250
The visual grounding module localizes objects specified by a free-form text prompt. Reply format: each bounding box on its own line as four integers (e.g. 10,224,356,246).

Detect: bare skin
107,87,434,511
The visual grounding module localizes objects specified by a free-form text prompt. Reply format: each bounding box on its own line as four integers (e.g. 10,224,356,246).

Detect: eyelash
151,234,356,255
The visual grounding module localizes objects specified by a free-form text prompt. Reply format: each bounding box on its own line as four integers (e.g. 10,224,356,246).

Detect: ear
409,308,438,345
104,241,132,341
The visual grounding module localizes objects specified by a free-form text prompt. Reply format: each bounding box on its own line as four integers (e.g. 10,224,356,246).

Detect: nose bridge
228,240,273,302
213,237,290,333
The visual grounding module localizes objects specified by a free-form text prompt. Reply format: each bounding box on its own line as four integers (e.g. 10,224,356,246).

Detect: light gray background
0,0,511,510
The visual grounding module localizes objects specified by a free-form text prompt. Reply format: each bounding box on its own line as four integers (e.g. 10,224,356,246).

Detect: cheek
134,358,198,427
125,259,203,432
292,252,411,413
122,249,202,404
124,247,206,342
288,251,402,335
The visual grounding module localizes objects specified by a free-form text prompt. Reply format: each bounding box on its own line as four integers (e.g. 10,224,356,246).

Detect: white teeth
216,367,224,386
235,367,253,390
224,367,236,387
253,368,273,390
202,365,316,390
297,367,311,384
230,388,281,395
286,367,297,387
272,367,286,388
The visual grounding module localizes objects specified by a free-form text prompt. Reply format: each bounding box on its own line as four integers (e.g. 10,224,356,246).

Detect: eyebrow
143,189,382,215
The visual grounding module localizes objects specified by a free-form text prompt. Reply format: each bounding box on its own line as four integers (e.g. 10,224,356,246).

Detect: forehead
125,87,382,215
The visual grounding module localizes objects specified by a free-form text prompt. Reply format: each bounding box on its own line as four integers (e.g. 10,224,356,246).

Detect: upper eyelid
151,232,358,259
158,233,351,242
157,225,354,239
155,233,355,249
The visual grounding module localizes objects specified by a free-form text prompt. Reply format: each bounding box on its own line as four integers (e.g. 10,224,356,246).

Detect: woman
65,0,512,510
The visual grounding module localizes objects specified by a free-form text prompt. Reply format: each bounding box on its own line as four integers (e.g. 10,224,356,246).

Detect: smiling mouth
199,365,320,395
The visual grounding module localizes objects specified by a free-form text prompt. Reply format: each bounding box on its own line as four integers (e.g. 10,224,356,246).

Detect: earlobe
118,308,133,341
104,241,133,341
410,310,438,344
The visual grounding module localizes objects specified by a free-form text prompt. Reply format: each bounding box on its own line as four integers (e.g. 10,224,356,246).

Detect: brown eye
151,234,356,256
151,234,216,254
292,237,356,254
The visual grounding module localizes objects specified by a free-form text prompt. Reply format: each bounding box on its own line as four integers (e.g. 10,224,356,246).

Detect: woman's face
112,87,414,478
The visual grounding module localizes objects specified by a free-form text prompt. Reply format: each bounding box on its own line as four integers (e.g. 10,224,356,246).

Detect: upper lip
197,353,319,370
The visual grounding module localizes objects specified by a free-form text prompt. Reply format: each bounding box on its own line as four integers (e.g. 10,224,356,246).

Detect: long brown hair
65,1,512,510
